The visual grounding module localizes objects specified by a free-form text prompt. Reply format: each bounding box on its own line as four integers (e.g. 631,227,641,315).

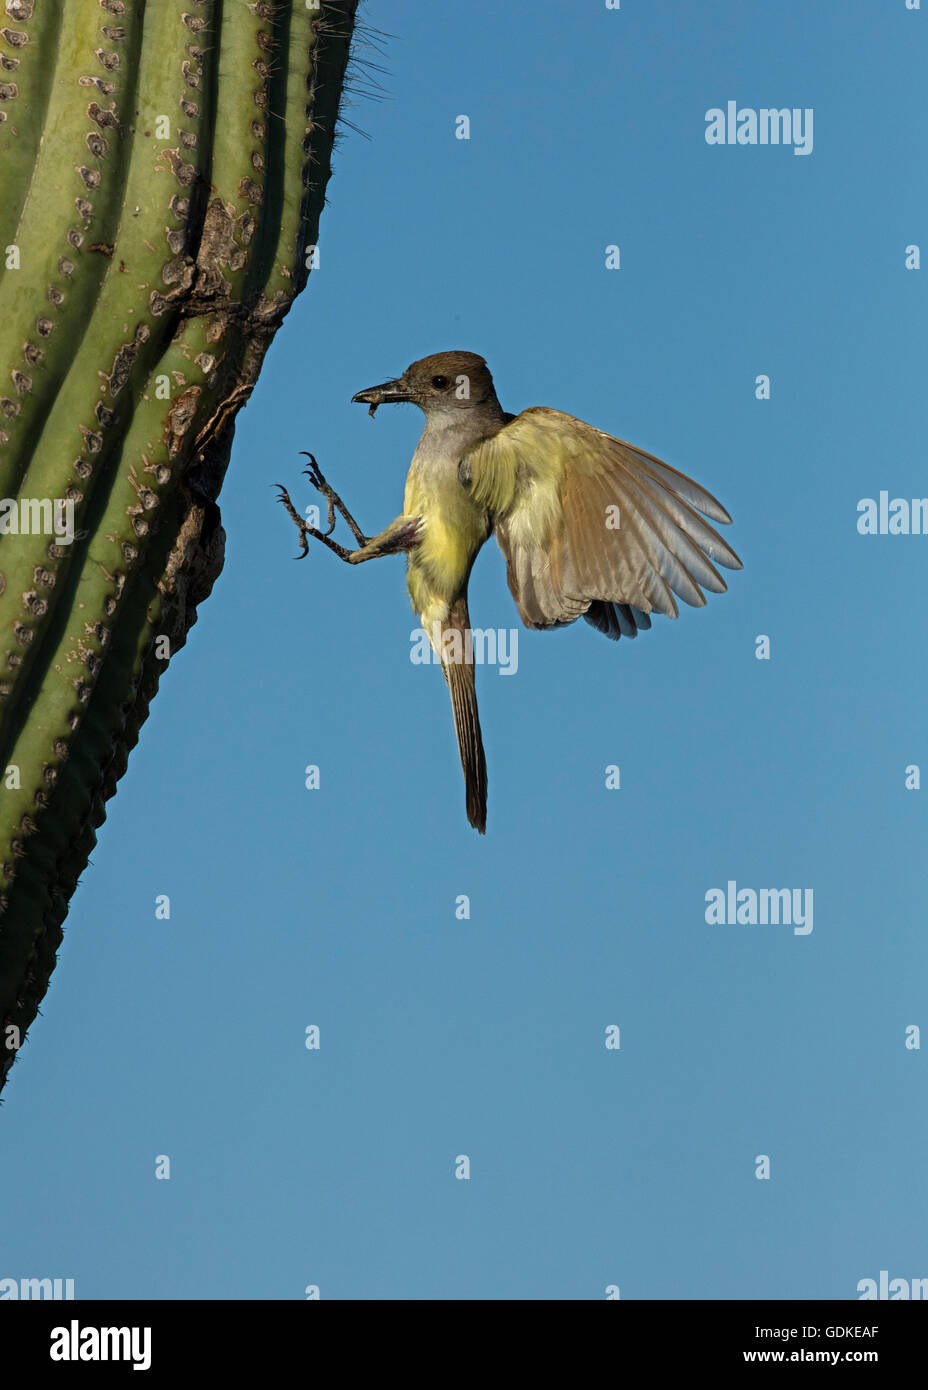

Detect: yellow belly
404,473,490,624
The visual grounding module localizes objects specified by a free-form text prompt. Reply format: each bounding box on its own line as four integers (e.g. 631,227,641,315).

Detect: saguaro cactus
0,0,360,1093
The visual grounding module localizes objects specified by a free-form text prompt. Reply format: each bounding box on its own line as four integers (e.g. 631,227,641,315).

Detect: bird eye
431,374,450,389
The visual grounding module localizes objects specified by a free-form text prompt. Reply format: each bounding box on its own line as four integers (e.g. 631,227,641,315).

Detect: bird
278,350,742,834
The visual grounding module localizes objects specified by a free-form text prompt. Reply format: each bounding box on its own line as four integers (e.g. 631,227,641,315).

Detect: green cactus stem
0,0,361,1095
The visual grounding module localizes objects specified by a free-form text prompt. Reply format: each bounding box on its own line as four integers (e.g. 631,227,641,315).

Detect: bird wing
461,407,742,631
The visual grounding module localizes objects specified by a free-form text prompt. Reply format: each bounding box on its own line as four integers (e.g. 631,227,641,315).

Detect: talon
300,451,323,484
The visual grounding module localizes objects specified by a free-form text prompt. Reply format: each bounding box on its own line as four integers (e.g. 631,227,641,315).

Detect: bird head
352,350,497,418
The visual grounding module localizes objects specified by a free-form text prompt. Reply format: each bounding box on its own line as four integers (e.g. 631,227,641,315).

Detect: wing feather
585,602,654,640
463,407,742,632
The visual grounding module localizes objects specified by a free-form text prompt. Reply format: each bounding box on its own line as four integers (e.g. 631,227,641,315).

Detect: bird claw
281,451,368,556
300,450,325,490
275,483,310,558
299,452,338,532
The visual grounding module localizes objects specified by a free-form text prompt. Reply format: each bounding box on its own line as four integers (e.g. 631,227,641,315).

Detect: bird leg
276,454,422,563
299,452,369,546
275,481,356,561
347,515,424,563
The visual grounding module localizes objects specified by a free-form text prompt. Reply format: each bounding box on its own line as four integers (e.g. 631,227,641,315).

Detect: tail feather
441,599,488,833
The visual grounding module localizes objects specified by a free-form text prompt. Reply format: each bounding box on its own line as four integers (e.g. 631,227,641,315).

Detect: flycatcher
278,351,742,833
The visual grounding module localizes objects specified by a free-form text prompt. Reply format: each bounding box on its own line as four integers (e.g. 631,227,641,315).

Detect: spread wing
461,407,742,635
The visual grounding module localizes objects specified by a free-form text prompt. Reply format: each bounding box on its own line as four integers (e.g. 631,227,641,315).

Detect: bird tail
440,597,488,834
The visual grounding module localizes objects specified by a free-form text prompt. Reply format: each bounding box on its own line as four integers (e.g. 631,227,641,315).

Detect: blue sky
1,0,926,1300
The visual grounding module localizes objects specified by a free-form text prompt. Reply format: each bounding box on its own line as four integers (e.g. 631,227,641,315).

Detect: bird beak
351,377,413,417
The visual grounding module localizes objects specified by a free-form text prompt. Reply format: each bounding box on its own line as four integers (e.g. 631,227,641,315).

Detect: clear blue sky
2,0,925,1300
